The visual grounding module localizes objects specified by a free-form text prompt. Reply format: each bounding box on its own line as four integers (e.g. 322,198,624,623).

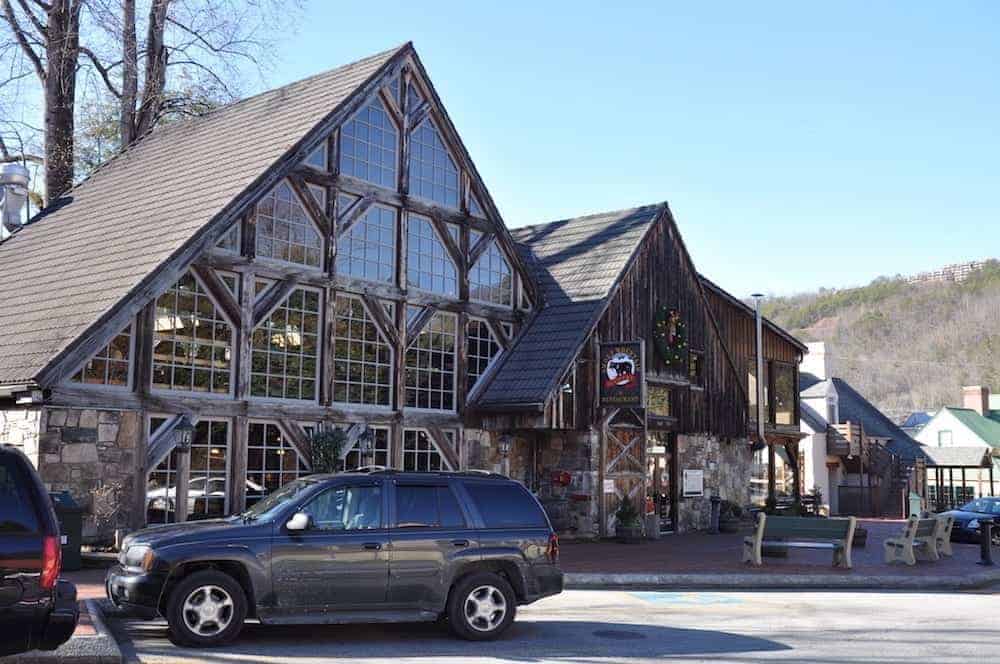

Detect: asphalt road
106,589,999,663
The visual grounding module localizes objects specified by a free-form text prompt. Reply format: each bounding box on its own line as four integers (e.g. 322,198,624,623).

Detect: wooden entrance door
601,408,647,536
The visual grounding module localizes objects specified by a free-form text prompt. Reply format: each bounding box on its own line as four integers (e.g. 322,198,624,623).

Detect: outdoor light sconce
498,434,513,458
174,417,195,453
358,425,375,466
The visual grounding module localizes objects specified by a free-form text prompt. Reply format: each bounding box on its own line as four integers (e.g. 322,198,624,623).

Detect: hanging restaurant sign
599,341,645,407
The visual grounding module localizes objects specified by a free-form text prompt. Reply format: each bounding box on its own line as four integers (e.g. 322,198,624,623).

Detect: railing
827,422,862,456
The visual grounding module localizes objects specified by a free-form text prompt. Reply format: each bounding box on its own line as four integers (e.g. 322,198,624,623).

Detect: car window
463,482,547,529
438,486,466,528
0,456,40,534
306,485,382,530
396,486,439,528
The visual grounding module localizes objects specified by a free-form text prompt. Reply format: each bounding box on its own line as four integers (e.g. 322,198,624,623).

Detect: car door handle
362,542,382,551
451,539,470,548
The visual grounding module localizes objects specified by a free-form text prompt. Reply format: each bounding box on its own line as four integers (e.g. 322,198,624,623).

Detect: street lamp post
751,293,775,509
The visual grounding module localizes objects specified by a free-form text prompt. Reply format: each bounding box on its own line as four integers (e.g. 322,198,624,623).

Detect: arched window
466,319,502,393
255,181,323,268
251,287,322,401
336,204,397,283
408,118,459,208
331,296,393,406
340,97,398,188
407,213,457,296
71,323,132,387
470,240,512,306
152,272,233,394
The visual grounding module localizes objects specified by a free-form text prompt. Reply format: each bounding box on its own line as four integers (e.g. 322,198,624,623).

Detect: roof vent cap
0,162,31,234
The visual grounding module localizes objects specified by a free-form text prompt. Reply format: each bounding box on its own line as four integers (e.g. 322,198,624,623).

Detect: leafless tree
1,0,300,202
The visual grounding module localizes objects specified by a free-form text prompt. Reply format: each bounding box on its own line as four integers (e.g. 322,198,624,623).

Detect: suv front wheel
166,570,247,647
447,572,516,641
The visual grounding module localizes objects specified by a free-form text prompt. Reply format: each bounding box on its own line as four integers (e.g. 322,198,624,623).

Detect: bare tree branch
14,0,46,39
1,0,46,81
78,44,120,97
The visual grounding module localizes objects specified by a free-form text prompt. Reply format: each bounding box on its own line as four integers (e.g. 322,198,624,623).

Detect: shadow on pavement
110,617,790,662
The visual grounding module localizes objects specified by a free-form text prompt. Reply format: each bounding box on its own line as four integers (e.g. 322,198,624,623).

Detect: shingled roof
0,44,406,386
475,204,664,408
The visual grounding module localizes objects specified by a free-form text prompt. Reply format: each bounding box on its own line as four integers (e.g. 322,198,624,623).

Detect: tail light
547,533,560,563
40,535,61,590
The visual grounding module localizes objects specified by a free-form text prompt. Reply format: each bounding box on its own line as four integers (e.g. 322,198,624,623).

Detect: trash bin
908,491,923,518
49,491,84,572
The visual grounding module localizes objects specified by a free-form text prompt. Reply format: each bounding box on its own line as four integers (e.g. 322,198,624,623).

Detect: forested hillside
761,260,1000,421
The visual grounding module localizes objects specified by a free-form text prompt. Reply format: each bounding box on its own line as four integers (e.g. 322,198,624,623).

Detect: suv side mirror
285,512,312,532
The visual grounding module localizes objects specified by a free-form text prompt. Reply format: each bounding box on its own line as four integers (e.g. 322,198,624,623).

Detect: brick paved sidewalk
561,519,988,576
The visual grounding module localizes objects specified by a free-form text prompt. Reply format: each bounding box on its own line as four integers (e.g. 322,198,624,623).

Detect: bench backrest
915,518,937,537
763,516,852,540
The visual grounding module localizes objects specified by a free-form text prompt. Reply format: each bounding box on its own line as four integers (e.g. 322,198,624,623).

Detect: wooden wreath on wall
654,307,687,368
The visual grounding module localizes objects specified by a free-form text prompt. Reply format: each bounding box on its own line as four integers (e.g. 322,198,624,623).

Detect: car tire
166,570,247,648
447,572,517,641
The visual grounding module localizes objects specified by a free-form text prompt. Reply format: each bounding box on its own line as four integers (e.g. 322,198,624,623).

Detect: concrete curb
565,569,1000,591
9,599,122,664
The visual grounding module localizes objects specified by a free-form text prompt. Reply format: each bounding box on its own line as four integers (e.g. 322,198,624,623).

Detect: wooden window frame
249,284,324,404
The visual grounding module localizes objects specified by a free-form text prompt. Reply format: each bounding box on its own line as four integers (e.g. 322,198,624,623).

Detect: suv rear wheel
166,570,247,647
447,572,516,641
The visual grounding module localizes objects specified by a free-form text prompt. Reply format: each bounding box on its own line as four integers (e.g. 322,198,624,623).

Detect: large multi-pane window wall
469,241,512,306
466,319,501,394
405,312,457,410
187,420,230,520
402,429,452,471
251,287,321,401
342,426,391,470
71,323,132,387
407,213,457,296
152,272,233,394
255,181,323,269
408,118,459,208
246,422,310,506
336,204,397,283
340,97,398,189
331,296,393,406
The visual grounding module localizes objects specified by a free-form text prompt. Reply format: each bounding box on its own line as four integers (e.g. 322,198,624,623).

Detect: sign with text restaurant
599,341,645,407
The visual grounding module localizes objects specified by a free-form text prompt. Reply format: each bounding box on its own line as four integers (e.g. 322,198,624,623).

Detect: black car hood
941,509,993,522
123,517,260,549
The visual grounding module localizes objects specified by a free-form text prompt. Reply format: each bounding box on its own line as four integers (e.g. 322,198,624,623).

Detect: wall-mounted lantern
174,417,195,453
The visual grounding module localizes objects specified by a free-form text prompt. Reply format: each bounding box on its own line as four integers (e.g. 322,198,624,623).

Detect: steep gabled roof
831,378,925,462
0,45,407,386
922,446,992,468
475,205,664,408
698,275,807,353
939,407,1000,446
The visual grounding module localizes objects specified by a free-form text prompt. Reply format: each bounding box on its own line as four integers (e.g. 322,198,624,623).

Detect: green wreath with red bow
654,307,687,368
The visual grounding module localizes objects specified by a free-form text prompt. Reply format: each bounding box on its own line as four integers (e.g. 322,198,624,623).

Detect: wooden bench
743,513,857,569
884,516,940,565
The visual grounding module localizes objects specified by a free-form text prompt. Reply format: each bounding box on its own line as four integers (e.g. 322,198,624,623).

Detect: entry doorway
646,432,677,533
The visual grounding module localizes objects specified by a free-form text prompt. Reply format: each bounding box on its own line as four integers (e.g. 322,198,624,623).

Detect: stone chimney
962,385,990,416
800,341,830,380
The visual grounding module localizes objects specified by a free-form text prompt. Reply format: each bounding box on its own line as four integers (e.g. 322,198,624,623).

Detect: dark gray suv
107,471,563,646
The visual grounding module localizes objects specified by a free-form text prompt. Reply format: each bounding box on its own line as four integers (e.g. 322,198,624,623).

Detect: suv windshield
960,498,1000,515
241,478,320,521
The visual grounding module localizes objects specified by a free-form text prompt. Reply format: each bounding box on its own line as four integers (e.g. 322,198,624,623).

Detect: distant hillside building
905,259,992,285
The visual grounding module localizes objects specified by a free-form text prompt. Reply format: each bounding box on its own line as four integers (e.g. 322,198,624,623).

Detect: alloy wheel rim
181,585,234,636
464,584,507,632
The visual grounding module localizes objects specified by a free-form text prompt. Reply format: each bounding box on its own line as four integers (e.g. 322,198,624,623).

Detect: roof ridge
512,201,667,233
32,43,410,217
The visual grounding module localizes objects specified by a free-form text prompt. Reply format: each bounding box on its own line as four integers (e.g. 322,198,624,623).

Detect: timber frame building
0,44,805,540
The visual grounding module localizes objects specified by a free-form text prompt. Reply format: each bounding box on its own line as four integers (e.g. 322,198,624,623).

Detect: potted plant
718,500,743,533
310,428,346,474
614,497,644,544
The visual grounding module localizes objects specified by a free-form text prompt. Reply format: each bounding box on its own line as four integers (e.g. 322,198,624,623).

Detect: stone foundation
38,407,142,543
675,434,752,532
534,430,601,539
